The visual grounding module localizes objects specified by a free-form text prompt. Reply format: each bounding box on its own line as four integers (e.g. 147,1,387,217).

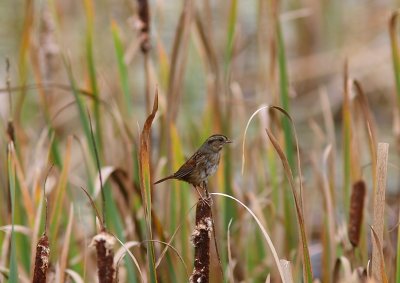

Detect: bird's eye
219,137,224,142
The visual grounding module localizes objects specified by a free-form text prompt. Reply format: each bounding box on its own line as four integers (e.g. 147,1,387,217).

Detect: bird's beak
226,139,233,144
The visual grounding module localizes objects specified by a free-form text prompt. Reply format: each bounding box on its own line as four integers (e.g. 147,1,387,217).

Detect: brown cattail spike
190,193,212,283
137,0,151,52
32,235,50,283
7,120,14,143
348,180,366,247
91,232,116,283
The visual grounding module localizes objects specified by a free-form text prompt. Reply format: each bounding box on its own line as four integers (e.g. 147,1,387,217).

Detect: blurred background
0,0,399,282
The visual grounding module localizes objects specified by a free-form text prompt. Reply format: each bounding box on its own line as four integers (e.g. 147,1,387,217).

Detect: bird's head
204,134,232,152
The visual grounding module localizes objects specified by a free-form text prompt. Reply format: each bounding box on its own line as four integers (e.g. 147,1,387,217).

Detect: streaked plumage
154,134,232,187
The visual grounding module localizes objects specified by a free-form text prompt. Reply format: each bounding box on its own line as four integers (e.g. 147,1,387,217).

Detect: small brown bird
154,134,232,188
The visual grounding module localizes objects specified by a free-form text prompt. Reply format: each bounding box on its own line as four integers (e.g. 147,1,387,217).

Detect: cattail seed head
348,180,366,247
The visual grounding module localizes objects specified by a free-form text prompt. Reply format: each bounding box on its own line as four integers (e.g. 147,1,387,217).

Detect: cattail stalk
137,0,150,53
190,190,212,283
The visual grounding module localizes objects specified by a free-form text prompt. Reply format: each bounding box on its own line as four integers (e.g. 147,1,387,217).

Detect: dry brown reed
372,143,389,281
166,0,193,123
31,166,52,283
5,59,14,145
136,0,152,114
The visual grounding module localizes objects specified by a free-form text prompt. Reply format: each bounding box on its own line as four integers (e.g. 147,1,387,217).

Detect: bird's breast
204,153,220,177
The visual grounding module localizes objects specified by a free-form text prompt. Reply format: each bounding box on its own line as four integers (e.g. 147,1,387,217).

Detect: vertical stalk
139,93,158,283
137,0,152,114
84,0,102,152
276,5,296,249
372,143,389,281
8,143,18,282
342,63,351,217
190,190,212,283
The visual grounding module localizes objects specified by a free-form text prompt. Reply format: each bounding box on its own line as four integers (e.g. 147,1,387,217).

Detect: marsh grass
0,1,399,282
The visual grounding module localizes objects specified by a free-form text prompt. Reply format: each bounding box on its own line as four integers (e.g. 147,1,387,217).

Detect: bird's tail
154,175,175,185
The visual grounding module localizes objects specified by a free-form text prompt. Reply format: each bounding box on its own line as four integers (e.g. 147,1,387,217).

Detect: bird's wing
173,152,204,179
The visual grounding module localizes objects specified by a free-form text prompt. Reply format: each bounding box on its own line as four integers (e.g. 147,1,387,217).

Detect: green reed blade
276,18,297,250
8,144,18,282
84,0,102,151
111,21,132,115
397,212,400,283
390,12,400,109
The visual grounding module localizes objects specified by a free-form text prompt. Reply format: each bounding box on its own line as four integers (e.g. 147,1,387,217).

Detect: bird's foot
195,186,212,207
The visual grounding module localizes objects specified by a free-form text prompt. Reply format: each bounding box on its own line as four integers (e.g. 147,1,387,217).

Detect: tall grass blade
211,192,286,282
242,105,312,281
87,110,106,227
396,209,400,283
389,11,400,109
50,136,72,245
59,204,74,283
84,0,102,150
222,2,238,234
170,125,189,275
276,14,297,249
64,50,138,280
7,143,18,282
111,21,132,115
265,129,313,283
12,149,34,224
319,88,337,209
224,0,238,75
113,239,145,281
265,105,312,280
65,269,85,283
276,20,293,169
241,105,268,174
15,0,33,123
321,145,335,282
353,81,377,192
372,143,389,281
139,89,158,282
342,63,351,217
370,226,388,283
63,58,94,161
194,11,221,126
30,10,63,168
105,189,138,282
227,219,234,283
167,0,193,122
